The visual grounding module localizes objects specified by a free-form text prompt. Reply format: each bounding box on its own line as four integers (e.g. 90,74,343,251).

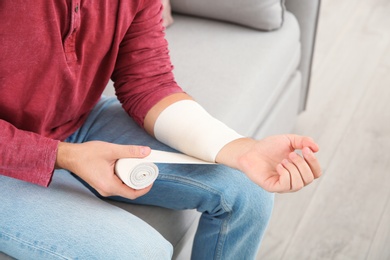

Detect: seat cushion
106,200,199,250
165,12,301,137
170,0,286,31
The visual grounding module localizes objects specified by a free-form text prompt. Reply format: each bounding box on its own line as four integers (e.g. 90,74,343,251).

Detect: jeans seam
0,231,70,260
214,212,232,260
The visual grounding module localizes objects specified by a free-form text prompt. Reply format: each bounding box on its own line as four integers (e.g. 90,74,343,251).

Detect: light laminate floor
257,0,390,259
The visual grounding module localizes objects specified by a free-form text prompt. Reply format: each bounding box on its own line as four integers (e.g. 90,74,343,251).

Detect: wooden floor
257,0,390,259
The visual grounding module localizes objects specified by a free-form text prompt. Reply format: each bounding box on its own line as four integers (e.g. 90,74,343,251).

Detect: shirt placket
64,1,80,62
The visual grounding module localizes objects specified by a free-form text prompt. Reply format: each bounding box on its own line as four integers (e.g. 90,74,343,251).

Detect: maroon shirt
0,0,182,186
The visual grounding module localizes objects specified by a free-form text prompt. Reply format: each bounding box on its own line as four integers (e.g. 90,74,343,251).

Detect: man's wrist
215,137,256,168
55,142,75,170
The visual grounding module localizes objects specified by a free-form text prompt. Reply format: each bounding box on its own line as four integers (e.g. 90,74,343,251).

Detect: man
0,1,321,259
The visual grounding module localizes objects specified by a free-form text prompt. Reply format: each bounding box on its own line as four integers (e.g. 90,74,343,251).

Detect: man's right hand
55,141,153,199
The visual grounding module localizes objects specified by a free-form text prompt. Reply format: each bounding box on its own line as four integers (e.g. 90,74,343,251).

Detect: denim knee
192,169,275,259
219,171,275,227
239,181,274,227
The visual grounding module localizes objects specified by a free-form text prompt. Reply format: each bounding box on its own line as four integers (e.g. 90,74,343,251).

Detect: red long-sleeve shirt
0,0,182,186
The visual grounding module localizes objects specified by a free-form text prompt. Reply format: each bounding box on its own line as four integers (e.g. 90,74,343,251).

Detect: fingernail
140,147,149,155
303,147,313,158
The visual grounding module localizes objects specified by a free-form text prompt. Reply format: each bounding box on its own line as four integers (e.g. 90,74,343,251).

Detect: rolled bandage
115,159,159,190
154,100,243,162
115,150,214,189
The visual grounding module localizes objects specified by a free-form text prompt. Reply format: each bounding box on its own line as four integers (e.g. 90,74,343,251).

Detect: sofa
0,0,320,259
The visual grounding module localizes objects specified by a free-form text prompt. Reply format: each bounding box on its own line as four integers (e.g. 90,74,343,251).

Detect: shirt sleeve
0,119,59,187
112,0,183,127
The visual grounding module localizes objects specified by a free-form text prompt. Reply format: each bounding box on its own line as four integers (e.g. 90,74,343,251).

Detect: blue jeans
0,96,274,259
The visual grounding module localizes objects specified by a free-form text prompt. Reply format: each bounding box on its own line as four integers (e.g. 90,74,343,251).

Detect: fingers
286,134,320,153
275,164,293,193
110,145,153,199
302,147,322,178
278,148,322,192
109,143,151,160
288,152,315,185
116,181,153,200
97,174,154,200
67,141,155,200
281,158,305,191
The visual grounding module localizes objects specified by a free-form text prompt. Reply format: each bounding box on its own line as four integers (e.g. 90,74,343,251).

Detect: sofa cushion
165,12,301,138
170,0,285,31
107,200,199,250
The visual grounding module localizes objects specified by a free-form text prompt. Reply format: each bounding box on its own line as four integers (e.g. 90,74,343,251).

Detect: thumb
110,144,151,159
286,134,319,153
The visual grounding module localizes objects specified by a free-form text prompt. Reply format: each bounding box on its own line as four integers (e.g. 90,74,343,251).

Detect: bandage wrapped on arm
154,100,243,162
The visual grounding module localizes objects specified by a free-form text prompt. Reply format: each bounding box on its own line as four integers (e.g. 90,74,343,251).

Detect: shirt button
75,4,79,13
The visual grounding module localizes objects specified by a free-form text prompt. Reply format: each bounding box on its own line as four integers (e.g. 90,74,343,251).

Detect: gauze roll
115,150,214,189
115,159,159,190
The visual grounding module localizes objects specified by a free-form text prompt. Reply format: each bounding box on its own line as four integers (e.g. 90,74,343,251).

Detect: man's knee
221,171,275,224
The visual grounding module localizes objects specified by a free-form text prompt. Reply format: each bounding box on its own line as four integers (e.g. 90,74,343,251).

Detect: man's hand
216,134,322,193
56,141,153,199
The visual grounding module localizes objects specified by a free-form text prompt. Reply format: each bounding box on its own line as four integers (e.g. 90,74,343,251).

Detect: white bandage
115,159,159,189
154,100,243,162
115,150,216,189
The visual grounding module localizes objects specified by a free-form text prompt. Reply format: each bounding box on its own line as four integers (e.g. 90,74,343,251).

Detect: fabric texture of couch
0,0,320,259
169,0,286,31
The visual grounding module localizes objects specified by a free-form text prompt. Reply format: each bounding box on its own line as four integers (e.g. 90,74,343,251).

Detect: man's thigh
0,170,172,259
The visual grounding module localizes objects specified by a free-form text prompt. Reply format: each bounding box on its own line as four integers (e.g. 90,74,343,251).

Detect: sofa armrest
285,0,321,111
